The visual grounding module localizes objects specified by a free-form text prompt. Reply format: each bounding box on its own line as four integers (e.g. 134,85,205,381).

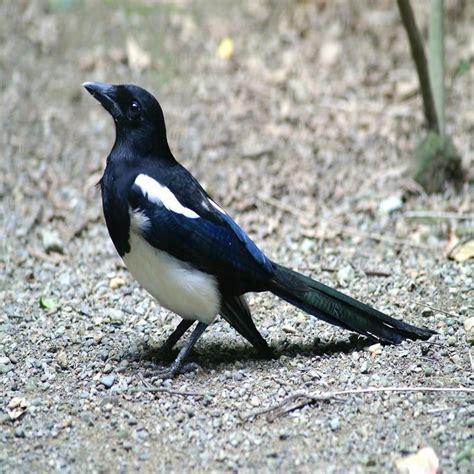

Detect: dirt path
1,1,472,472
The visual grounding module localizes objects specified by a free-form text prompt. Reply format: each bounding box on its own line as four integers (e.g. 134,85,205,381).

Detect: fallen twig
321,267,391,277
339,226,434,251
364,269,392,277
242,386,473,421
404,210,474,220
131,374,203,398
137,372,154,389
414,301,458,318
128,374,204,398
426,407,450,415
129,386,203,398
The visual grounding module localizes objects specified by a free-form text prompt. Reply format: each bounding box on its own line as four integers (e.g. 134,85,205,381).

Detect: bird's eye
128,100,141,120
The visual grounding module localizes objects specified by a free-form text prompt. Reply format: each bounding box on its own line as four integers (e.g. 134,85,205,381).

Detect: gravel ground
1,1,473,472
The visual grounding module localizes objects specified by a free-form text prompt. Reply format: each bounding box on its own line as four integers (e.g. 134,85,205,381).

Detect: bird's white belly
123,231,220,324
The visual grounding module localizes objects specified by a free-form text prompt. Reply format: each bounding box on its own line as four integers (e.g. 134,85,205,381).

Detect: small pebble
378,195,403,214
250,396,260,407
103,363,113,374
14,427,26,438
122,441,132,450
127,416,138,426
360,361,370,374
0,356,11,365
337,265,355,285
330,417,340,431
106,309,126,325
56,351,68,369
464,317,474,344
451,354,461,364
109,277,125,289
421,308,434,317
42,229,64,254
367,343,382,356
0,364,13,374
282,325,297,334
232,371,244,381
99,374,117,388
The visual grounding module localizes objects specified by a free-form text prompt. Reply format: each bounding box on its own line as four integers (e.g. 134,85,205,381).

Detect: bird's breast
123,227,220,324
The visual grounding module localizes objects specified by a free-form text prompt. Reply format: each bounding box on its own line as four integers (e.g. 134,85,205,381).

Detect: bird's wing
127,172,273,286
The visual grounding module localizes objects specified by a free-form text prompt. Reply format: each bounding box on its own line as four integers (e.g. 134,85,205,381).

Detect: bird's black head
83,81,171,157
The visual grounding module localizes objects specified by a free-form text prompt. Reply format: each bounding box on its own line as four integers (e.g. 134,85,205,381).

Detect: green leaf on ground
455,60,470,77
39,297,58,310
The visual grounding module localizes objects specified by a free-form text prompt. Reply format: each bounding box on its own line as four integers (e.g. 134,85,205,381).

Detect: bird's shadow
128,334,373,369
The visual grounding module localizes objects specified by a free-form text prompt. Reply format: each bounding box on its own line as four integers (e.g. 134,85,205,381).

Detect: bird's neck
112,133,175,165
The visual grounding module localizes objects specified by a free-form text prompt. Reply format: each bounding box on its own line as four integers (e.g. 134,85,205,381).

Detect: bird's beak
82,81,122,119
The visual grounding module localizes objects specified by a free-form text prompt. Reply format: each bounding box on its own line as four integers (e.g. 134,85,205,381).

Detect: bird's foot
178,361,200,374
143,361,200,380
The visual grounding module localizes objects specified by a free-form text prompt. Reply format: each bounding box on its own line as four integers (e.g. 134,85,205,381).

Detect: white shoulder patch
135,174,199,219
209,199,226,214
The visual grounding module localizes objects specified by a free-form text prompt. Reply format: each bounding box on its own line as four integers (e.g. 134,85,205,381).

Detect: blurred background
2,1,473,242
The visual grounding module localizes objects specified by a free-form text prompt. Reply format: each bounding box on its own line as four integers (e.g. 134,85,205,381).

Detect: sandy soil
1,1,473,472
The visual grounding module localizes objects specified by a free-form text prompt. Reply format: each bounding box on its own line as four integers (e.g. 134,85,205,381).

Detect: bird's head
83,81,171,156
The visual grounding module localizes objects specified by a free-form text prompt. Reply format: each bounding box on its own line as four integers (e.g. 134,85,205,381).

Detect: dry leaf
8,397,26,409
444,225,459,257
217,36,234,60
109,276,125,289
126,37,151,72
367,343,383,357
395,447,439,474
396,79,418,100
448,238,474,262
7,397,28,420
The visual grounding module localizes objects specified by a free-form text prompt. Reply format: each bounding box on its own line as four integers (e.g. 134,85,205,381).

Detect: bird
83,81,435,378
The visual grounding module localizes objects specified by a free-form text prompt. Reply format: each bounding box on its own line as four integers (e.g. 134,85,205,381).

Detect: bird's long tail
269,263,435,343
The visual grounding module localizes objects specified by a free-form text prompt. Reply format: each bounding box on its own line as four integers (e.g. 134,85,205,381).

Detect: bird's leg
161,319,195,354
155,322,208,379
143,319,194,361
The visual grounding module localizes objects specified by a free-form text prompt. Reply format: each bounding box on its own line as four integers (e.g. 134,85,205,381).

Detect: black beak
83,81,122,119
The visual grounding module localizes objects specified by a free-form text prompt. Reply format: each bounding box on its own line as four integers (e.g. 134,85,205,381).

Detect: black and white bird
83,82,434,378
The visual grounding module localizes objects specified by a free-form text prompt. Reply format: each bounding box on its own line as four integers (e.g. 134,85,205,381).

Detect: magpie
83,81,435,378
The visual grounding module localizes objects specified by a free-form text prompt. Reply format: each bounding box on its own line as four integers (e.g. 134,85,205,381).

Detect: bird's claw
143,361,200,380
